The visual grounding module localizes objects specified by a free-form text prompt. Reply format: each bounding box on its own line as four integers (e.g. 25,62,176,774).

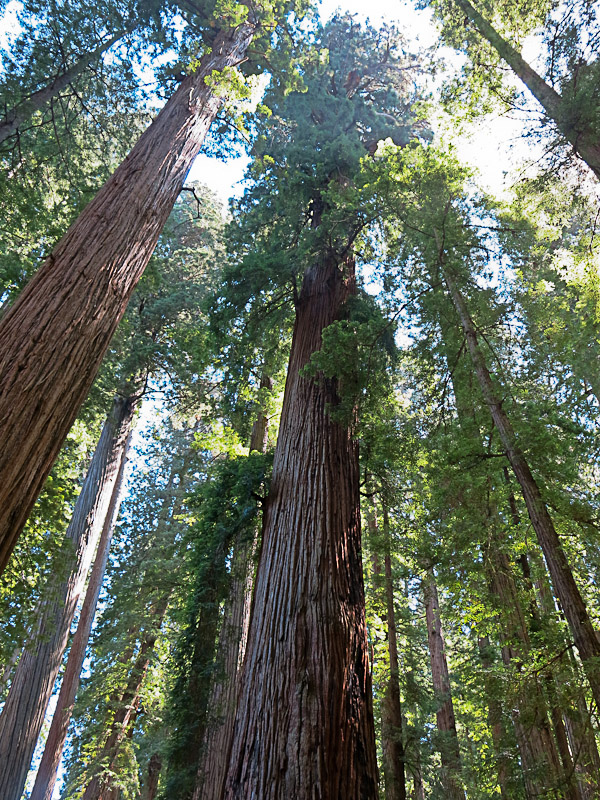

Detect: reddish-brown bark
476,636,510,799
223,253,379,799
144,753,163,800
0,393,137,800
443,269,600,711
0,20,256,574
30,430,131,800
423,573,465,800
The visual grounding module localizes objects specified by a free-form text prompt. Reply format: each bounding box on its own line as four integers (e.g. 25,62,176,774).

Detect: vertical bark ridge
224,254,379,799
0,392,138,800
0,20,256,574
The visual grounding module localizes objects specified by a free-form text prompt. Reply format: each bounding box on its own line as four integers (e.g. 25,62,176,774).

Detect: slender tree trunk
82,593,171,800
381,507,407,800
143,753,163,800
0,392,138,800
195,378,272,800
224,253,379,799
476,636,511,799
423,572,465,800
442,266,600,711
30,430,131,800
0,19,256,574
453,0,600,179
0,30,128,145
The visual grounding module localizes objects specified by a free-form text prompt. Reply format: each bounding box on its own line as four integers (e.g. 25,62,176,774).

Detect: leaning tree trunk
453,0,600,180
0,29,128,145
423,573,466,800
0,19,256,574
223,253,379,799
441,265,600,712
195,378,272,800
0,392,137,800
30,430,131,800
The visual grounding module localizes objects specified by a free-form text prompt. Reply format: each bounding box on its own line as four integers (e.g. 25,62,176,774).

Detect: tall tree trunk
423,572,465,800
476,636,511,799
30,429,131,800
441,265,600,711
453,0,600,179
82,593,171,800
381,506,407,800
223,253,379,799
0,19,256,574
0,30,128,145
0,392,138,800
195,378,272,800
143,753,163,800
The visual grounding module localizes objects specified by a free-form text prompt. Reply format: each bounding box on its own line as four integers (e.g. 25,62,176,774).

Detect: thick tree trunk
381,507,407,800
442,268,600,711
0,19,256,574
0,30,127,145
30,430,131,800
223,253,379,799
195,379,272,800
423,573,465,800
0,393,137,800
453,0,600,180
82,594,171,800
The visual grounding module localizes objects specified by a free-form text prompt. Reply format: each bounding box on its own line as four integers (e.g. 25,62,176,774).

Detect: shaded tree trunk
82,594,171,800
454,0,600,180
143,753,163,800
476,636,511,799
0,30,128,145
0,392,138,800
381,506,407,800
442,266,600,712
224,253,379,799
30,429,131,800
423,572,465,800
195,378,272,800
0,19,256,574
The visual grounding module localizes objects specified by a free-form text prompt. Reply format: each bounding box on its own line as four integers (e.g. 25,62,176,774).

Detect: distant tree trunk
423,572,465,800
381,506,407,800
195,378,272,800
0,30,128,145
476,636,511,799
454,0,600,180
0,19,256,575
224,253,379,799
82,593,171,800
0,392,138,800
30,430,131,800
143,753,163,800
442,265,600,712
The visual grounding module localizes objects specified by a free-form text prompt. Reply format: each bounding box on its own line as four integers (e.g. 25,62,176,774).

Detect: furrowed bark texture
0,30,127,145
423,574,465,800
381,508,406,800
0,393,137,800
443,269,600,711
224,255,379,799
196,381,272,800
454,0,600,180
0,20,255,574
30,430,131,800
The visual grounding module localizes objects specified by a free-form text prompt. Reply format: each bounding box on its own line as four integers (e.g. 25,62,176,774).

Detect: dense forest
0,0,599,797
